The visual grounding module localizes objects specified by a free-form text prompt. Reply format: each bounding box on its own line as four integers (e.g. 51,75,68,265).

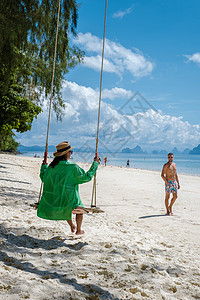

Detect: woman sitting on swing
37,141,100,235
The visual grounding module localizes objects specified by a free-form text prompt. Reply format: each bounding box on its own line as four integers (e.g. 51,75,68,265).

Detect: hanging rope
91,0,108,208
44,0,61,163
38,0,61,203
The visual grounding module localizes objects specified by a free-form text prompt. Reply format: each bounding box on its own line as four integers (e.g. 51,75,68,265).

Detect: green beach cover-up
37,160,99,221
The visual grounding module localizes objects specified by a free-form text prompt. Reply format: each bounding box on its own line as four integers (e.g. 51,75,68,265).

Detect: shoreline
5,152,200,177
78,160,200,178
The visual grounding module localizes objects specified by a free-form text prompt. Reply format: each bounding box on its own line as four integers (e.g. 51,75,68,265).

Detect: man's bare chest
166,164,175,174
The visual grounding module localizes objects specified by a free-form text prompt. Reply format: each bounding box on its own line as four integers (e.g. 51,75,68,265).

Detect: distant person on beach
37,141,100,235
126,160,130,167
104,156,107,166
161,153,180,215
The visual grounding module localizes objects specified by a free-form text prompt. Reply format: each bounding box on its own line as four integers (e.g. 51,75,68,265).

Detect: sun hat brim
53,147,74,157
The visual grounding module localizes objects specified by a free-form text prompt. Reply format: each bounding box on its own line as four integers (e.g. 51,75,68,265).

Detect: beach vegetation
0,73,42,151
0,0,83,150
0,0,83,114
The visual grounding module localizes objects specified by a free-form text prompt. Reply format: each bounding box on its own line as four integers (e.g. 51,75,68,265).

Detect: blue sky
17,0,200,152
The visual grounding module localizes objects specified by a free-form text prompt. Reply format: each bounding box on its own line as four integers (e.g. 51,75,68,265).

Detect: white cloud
126,109,200,150
74,32,154,78
112,7,133,19
16,81,200,152
83,55,121,74
184,52,200,65
102,87,133,100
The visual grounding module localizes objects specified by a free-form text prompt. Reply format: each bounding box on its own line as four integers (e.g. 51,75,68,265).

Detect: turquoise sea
19,151,200,176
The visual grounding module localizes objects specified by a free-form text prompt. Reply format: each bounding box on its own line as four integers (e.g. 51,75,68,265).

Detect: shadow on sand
0,178,30,184
0,224,119,300
139,214,169,219
0,224,88,251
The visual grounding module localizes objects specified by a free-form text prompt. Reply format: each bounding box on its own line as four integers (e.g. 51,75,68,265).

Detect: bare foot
166,208,170,215
169,207,173,216
67,220,76,233
71,224,76,233
76,230,85,235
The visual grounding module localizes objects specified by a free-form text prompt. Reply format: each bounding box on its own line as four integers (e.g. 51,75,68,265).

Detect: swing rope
35,0,107,210
91,0,108,208
38,0,61,203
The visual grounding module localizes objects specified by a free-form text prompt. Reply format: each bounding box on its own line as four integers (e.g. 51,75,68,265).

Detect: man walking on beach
161,153,180,215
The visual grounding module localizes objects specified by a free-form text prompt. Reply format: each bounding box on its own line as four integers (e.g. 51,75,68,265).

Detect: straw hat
53,141,74,157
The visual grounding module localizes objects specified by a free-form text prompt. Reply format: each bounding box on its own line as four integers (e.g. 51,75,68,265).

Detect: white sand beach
0,153,199,300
